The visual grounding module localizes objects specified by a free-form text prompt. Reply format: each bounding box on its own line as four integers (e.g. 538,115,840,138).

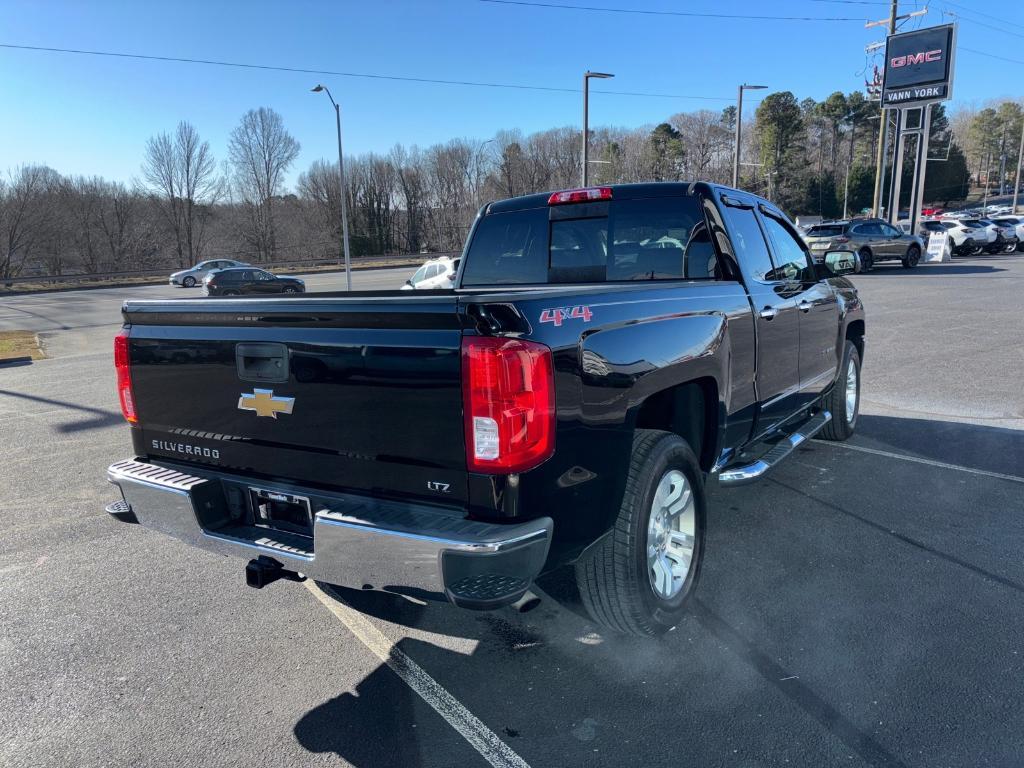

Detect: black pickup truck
107,182,864,636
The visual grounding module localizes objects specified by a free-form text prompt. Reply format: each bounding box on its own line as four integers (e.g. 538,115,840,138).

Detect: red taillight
547,186,612,205
462,337,555,474
834,236,850,243
114,330,137,423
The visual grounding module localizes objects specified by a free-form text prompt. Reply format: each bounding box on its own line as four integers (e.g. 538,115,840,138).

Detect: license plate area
249,488,313,538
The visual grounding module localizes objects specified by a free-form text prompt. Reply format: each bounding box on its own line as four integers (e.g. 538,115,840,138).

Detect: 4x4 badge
238,389,295,418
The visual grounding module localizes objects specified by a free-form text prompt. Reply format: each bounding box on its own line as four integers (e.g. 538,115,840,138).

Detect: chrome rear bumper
107,458,552,609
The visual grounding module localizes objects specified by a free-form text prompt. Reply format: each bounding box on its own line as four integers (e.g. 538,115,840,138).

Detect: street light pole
1013,113,1024,214
732,84,767,189
582,71,614,187
311,84,352,291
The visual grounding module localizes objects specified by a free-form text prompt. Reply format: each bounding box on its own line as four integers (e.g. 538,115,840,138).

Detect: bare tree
228,107,300,261
0,165,61,279
142,121,220,268
391,145,428,253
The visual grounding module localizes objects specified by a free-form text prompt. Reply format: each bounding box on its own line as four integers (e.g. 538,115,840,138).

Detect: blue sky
1,0,1021,187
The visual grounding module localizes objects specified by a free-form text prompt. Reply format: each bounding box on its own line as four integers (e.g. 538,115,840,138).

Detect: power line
478,0,865,22
941,9,1024,39
959,46,1024,67
0,42,731,101
943,0,1024,31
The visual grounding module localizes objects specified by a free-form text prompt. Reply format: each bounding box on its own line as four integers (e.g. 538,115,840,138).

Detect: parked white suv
401,256,460,290
991,217,1024,252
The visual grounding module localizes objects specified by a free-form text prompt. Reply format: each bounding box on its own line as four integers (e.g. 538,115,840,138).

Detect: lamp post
582,71,614,187
311,84,352,291
1013,112,1024,215
732,84,767,188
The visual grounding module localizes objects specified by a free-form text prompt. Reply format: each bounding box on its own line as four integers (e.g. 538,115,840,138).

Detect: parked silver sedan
169,259,249,287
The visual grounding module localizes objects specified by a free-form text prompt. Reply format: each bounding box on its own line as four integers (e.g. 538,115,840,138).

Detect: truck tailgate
123,295,468,504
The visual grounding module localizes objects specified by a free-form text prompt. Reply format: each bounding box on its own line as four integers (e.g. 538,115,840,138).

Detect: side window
241,271,254,281
426,264,442,279
884,224,902,237
720,204,775,282
410,266,428,284
760,214,813,282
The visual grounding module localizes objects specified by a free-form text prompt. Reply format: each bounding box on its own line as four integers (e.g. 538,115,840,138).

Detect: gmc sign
881,24,956,107
890,50,942,68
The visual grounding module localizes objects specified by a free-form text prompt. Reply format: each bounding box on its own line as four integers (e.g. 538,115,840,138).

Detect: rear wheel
901,245,920,269
858,247,874,272
819,340,860,441
575,430,705,637
222,289,240,296
182,276,196,287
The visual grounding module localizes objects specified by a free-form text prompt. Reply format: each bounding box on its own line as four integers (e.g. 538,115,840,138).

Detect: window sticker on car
540,305,593,326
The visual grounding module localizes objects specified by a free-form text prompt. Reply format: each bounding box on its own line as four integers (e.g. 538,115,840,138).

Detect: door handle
759,306,778,320
798,300,813,313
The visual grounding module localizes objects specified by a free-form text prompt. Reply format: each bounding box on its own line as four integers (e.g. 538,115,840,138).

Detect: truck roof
485,181,751,214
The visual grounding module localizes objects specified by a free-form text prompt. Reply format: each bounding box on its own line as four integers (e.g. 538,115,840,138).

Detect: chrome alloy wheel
646,470,696,600
846,356,858,424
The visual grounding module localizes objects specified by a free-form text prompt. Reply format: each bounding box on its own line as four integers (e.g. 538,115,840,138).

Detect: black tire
819,340,861,441
182,276,196,287
574,429,706,637
222,289,240,296
901,245,920,269
858,247,874,272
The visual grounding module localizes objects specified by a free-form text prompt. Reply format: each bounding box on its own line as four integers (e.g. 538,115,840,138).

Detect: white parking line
305,581,532,768
813,440,1024,484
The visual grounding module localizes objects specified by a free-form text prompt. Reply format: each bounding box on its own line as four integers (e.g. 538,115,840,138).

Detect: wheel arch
634,377,720,473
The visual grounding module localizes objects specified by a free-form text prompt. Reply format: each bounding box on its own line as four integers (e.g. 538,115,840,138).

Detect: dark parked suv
203,268,306,296
803,218,923,271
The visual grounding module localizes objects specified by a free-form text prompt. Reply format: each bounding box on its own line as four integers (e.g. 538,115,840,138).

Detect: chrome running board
718,410,832,487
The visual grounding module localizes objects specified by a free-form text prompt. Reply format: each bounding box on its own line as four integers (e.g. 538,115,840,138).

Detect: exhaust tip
511,590,541,613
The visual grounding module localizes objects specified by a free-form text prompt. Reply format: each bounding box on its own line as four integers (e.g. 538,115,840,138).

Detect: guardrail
2,252,456,287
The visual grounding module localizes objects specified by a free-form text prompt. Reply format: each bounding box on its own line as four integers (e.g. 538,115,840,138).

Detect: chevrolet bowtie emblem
238,389,295,419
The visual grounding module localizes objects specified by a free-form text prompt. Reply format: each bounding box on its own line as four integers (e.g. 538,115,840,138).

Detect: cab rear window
461,196,719,286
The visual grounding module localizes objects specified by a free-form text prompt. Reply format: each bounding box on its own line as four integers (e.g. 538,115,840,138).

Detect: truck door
718,194,802,434
759,208,840,409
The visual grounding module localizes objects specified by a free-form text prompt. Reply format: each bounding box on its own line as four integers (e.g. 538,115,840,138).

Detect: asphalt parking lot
2,256,1023,768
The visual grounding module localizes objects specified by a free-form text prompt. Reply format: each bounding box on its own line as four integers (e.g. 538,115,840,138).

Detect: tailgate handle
236,343,289,383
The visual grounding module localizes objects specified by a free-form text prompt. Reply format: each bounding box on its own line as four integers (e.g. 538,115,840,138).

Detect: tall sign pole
870,0,899,218
878,22,956,227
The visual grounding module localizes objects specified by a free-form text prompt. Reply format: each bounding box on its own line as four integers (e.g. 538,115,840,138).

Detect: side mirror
405,279,413,286
823,250,859,277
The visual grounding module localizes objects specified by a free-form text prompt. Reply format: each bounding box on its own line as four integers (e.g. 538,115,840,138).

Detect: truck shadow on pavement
295,415,1023,768
0,388,122,433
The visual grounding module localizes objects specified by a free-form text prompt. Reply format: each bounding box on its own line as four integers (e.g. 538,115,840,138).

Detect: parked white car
170,259,250,287
991,216,1024,251
943,217,997,244
401,256,460,290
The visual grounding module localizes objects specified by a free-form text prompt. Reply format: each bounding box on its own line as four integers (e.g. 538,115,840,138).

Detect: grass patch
0,331,45,360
